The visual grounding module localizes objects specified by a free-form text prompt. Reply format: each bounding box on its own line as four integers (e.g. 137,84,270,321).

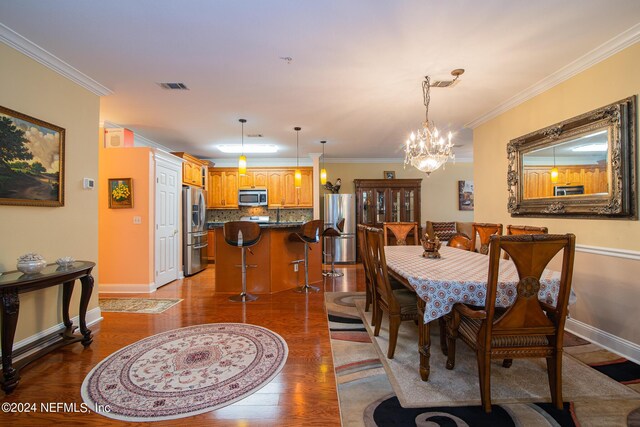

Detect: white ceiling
1,1,639,163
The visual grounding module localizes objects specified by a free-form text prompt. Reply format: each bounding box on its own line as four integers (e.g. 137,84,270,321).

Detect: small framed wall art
108,178,133,208
458,180,474,211
384,171,396,180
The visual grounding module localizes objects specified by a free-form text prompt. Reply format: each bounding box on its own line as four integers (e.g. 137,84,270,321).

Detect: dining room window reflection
522,129,609,199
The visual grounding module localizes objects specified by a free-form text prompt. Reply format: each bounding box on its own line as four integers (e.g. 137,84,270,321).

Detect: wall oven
238,188,268,206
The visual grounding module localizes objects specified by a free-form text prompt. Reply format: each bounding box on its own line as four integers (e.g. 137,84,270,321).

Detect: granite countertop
208,222,304,229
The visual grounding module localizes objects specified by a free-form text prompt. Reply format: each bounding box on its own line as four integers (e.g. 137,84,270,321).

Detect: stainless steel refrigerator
183,186,208,276
324,194,356,263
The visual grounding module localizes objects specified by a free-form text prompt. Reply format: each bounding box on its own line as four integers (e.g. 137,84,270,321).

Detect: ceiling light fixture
320,140,327,185
551,146,559,183
404,69,463,175
238,119,247,176
218,144,278,154
294,127,302,188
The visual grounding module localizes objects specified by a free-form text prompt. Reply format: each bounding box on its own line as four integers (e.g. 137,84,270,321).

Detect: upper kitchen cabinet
239,169,268,189
208,168,239,208
171,152,208,187
267,167,313,208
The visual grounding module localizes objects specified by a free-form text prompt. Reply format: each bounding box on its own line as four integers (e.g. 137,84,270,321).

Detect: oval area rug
81,323,288,422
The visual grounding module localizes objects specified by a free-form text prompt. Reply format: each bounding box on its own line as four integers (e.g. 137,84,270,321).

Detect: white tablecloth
384,245,569,323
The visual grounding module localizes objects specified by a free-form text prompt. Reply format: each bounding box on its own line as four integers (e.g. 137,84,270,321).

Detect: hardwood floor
1,264,364,426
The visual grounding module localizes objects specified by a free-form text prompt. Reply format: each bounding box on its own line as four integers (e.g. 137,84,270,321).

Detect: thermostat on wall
83,178,95,189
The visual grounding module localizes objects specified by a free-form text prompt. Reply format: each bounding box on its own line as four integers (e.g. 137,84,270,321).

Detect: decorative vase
17,253,47,274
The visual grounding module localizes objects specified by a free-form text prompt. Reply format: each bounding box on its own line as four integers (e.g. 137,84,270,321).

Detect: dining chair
444,233,576,413
503,224,548,259
366,226,419,359
446,233,472,251
383,222,420,246
357,224,375,316
470,223,503,255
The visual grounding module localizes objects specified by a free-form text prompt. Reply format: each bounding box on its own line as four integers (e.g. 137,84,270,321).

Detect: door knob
173,229,178,236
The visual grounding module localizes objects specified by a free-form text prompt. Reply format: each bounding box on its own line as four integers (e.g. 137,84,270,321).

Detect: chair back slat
357,224,374,290
383,222,419,246
365,227,399,312
471,222,503,255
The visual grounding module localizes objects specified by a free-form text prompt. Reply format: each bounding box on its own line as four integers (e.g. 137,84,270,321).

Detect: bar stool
322,218,345,277
289,219,324,293
223,221,262,302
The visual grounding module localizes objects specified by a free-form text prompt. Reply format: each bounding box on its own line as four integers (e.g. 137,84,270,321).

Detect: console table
0,261,95,394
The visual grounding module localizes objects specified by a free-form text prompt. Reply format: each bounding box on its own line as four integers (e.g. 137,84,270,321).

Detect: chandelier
404,70,463,175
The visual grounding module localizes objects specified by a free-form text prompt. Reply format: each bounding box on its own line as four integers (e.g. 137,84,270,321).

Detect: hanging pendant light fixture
404,70,463,175
238,119,247,175
294,127,302,188
320,140,327,185
550,146,559,183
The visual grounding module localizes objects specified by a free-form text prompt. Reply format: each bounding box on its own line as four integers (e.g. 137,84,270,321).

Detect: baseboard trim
566,317,640,365
99,282,157,293
0,307,103,359
575,244,640,261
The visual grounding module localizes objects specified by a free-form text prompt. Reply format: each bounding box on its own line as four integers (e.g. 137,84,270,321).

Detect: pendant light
550,146,559,183
238,119,247,176
294,127,302,188
320,140,327,185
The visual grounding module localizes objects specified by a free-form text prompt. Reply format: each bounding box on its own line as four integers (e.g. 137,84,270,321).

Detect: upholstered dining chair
366,226,419,359
471,223,503,255
357,224,375,316
383,222,419,246
288,219,324,293
444,233,576,413
446,233,472,251
503,224,548,259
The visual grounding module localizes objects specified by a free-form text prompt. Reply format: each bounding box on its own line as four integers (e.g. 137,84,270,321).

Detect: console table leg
1,289,20,394
79,275,94,347
62,280,75,338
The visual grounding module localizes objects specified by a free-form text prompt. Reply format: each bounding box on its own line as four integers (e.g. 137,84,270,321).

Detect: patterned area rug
326,292,640,426
81,323,288,421
99,298,182,314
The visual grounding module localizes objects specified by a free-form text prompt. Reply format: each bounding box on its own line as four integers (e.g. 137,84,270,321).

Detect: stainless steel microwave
238,188,268,206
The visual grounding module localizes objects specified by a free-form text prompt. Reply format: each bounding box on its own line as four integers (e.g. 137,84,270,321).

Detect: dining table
384,245,568,381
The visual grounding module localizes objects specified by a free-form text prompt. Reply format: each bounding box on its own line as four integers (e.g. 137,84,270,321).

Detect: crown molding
0,23,112,96
465,23,640,129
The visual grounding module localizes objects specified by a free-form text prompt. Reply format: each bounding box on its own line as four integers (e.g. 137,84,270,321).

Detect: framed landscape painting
0,106,65,207
458,180,474,211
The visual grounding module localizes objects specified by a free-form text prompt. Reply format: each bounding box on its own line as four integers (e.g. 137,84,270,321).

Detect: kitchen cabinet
171,152,208,188
207,169,238,208
267,168,313,208
207,229,216,262
239,169,268,189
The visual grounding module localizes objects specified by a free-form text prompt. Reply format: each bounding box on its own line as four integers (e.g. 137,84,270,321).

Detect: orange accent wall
98,136,154,285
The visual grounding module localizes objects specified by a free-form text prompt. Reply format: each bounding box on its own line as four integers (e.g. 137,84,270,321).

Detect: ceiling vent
430,68,465,88
158,82,189,90
247,134,263,138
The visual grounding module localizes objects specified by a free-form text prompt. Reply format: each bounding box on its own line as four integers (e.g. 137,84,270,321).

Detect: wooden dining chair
471,223,503,255
444,233,576,413
503,224,548,259
446,233,472,251
383,222,419,246
357,224,376,316
366,226,419,359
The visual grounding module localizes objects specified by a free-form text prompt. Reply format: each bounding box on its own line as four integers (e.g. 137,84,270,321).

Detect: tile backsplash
207,206,313,223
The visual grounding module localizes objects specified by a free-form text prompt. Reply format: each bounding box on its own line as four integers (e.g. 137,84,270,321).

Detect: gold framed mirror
507,96,636,219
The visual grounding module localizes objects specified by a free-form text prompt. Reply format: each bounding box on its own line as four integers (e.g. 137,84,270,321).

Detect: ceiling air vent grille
247,134,264,138
430,79,459,88
158,82,189,90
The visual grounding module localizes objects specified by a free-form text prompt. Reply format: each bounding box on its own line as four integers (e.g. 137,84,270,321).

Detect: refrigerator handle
199,191,206,229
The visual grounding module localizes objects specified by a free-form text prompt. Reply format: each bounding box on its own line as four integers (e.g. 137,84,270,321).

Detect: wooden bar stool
289,219,323,293
223,221,262,302
322,218,345,277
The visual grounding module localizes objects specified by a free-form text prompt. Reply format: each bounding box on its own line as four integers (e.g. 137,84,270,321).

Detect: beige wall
0,44,100,342
324,161,474,225
473,42,640,346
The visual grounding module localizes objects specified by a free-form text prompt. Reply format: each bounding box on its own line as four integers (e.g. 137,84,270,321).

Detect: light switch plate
133,216,142,224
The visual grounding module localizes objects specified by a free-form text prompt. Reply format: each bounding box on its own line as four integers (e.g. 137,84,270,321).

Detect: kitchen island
210,222,322,294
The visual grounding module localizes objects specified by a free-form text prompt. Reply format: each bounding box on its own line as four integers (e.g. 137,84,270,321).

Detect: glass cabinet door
361,189,373,224
391,189,401,222
403,189,415,222
375,189,386,224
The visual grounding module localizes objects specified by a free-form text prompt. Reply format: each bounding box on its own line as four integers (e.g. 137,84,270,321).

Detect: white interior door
155,159,180,288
